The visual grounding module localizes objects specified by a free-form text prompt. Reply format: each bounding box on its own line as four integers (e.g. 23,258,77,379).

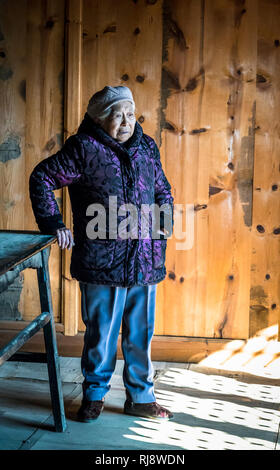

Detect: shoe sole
124,409,173,420
77,416,100,423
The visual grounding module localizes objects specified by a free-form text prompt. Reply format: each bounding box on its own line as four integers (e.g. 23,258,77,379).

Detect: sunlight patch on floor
123,367,280,450
159,368,280,402
124,419,273,450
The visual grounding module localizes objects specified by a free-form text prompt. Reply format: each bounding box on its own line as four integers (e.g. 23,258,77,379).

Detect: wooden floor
0,356,279,451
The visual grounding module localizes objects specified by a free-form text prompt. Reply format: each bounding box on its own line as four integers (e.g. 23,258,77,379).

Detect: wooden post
62,0,83,336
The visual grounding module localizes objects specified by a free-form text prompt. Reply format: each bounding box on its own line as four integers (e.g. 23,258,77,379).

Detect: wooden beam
62,0,83,335
0,320,64,332
0,322,232,363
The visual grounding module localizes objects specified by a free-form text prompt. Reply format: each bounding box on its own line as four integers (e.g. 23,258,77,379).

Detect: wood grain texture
0,0,65,323
204,0,257,339
250,0,280,338
77,0,279,340
24,0,65,323
158,0,258,338
0,0,27,317
0,0,279,346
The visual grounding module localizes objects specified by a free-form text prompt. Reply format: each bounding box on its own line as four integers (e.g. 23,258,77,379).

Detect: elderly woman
29,86,174,422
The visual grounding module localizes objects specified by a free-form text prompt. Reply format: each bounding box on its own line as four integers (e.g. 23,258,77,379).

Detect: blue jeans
79,282,157,403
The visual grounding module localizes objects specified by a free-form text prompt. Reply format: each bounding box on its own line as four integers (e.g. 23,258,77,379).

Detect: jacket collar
77,113,143,158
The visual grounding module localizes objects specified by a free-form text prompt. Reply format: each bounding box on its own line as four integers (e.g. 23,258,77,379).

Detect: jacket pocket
84,240,116,270
152,239,167,269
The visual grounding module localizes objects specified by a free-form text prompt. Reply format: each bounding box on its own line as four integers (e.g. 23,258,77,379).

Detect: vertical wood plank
160,0,257,339
0,0,27,317
0,0,64,324
159,0,207,336
0,1,26,226
24,0,65,324
250,0,280,339
204,0,258,339
82,0,162,138
62,0,83,335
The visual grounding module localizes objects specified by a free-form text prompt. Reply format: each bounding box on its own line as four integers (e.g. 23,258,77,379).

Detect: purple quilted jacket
29,113,174,287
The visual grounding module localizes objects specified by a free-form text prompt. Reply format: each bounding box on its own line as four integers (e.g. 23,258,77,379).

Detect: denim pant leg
121,284,157,403
79,282,127,401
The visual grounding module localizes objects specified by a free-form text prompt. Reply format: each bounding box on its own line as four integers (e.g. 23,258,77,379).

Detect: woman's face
100,101,136,142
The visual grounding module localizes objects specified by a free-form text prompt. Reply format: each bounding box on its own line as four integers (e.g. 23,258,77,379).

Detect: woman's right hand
56,227,75,250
